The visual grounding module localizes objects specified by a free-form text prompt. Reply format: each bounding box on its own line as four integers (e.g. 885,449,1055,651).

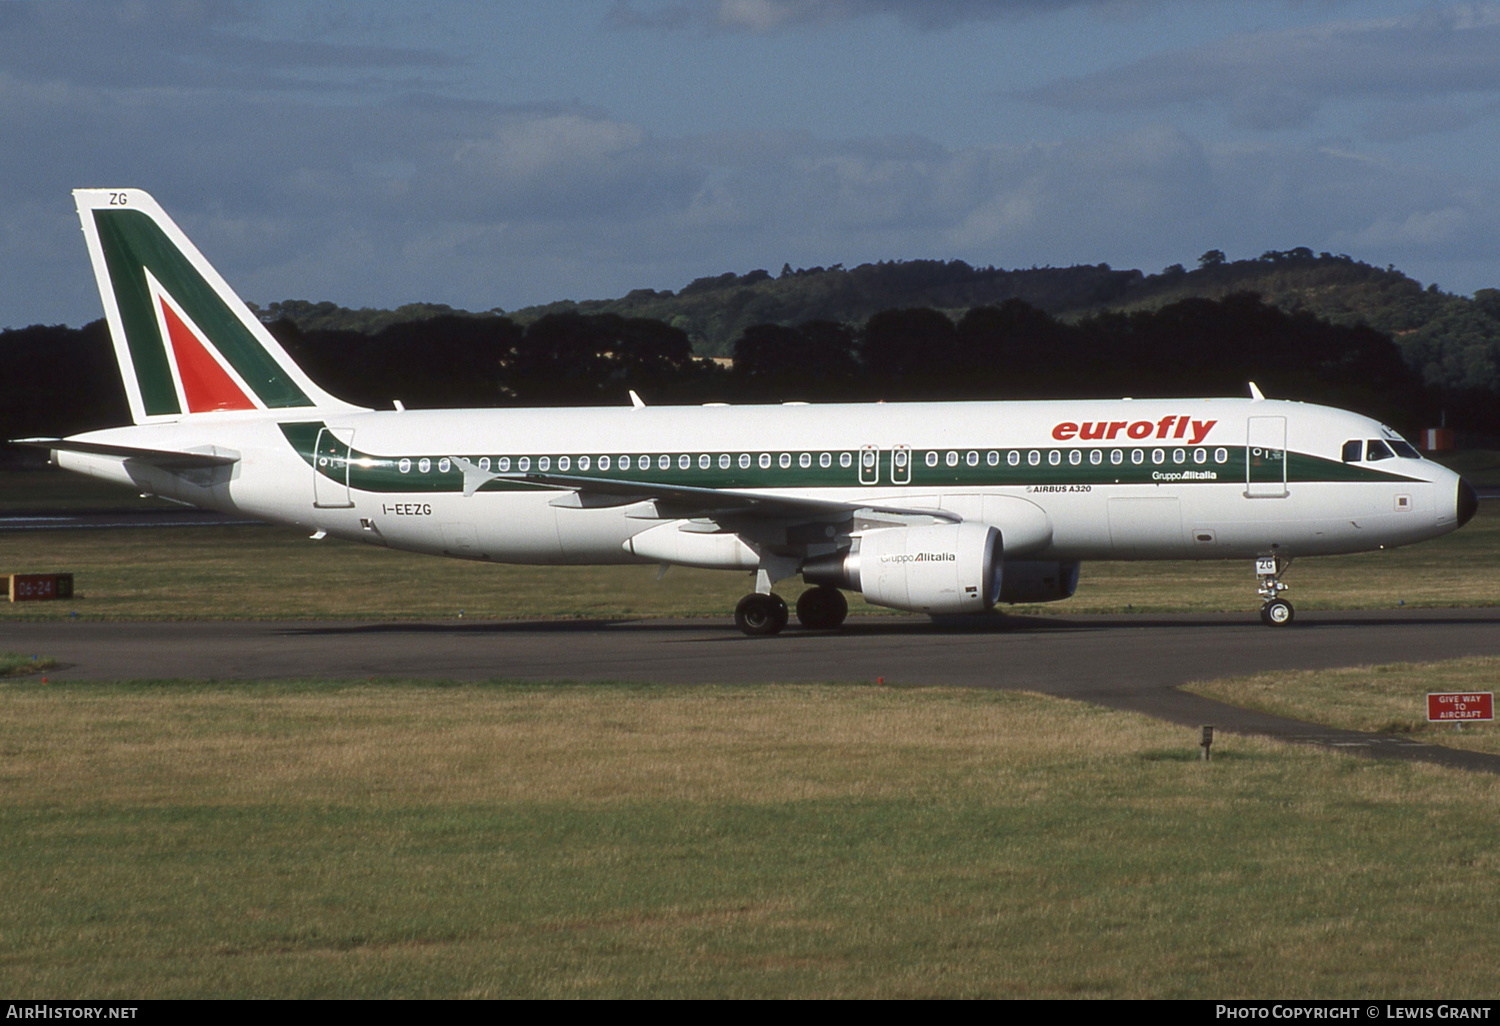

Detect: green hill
256,251,1500,394
1099,250,1500,395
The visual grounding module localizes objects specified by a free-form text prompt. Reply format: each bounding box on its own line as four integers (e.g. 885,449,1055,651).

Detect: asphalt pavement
8,607,1500,774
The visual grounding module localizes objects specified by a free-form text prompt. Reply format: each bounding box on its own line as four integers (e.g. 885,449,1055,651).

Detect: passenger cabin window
1366,440,1395,462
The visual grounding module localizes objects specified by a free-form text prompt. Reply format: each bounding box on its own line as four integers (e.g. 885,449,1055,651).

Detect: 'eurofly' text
1052,417,1217,445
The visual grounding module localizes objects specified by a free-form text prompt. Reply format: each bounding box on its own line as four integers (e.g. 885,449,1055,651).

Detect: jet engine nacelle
996,559,1080,604
804,522,1002,615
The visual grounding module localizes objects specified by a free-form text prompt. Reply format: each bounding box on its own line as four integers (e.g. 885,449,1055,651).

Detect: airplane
15,188,1479,634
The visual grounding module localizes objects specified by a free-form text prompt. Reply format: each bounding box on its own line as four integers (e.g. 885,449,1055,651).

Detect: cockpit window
1379,425,1424,459
1342,440,1362,463
1366,440,1395,462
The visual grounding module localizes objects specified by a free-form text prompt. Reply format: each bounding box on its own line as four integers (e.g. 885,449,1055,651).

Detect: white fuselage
55,396,1469,571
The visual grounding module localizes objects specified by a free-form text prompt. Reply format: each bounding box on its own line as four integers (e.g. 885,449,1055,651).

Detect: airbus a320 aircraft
18,189,1479,634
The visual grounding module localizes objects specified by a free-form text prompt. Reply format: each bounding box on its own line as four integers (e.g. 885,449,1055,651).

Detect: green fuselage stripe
280,423,1419,496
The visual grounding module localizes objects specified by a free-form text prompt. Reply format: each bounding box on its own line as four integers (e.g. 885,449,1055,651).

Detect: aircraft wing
512,470,961,523
12,438,240,471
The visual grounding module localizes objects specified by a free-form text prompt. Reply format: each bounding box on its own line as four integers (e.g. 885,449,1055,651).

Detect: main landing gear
734,593,788,636
1255,555,1294,627
795,585,848,631
734,585,850,636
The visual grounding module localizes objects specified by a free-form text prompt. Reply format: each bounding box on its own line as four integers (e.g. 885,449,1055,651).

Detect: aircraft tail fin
73,189,361,424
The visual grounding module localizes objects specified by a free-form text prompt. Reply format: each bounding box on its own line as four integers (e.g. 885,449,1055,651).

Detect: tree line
0,292,1480,466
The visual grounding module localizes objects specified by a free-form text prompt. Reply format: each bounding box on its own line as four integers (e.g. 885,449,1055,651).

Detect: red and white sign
7,573,74,602
1426,692,1494,722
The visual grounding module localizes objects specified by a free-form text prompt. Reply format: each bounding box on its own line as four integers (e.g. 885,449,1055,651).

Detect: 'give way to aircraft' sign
1426,692,1495,722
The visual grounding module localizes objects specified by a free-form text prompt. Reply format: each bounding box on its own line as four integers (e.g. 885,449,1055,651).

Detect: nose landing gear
1256,555,1294,626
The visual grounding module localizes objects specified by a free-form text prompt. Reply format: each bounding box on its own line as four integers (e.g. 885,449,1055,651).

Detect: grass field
2,675,1498,999
1432,448,1500,487
0,470,176,511
0,651,55,675
4,467,1498,998
1,472,1496,621
1188,657,1500,757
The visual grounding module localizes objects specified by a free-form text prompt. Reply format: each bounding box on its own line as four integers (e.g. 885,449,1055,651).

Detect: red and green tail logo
75,189,354,422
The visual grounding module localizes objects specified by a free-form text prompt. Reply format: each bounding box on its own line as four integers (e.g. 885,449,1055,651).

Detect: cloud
10,62,1500,329
7,0,1500,330
607,0,1144,33
0,0,452,94
1026,3,1500,132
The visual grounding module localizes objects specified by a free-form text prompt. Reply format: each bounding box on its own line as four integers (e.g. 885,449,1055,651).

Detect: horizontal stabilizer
13,438,240,470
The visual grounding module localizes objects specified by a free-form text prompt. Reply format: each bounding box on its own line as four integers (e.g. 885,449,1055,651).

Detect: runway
9,607,1500,773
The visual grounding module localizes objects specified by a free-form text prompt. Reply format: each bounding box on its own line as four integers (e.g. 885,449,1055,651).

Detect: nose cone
1457,478,1479,529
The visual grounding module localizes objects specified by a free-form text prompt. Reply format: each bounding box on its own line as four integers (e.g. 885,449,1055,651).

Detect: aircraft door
313,427,356,509
1246,416,1288,498
891,445,912,485
858,445,911,485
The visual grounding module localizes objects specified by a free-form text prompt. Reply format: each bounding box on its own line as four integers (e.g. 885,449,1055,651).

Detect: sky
4,0,1500,329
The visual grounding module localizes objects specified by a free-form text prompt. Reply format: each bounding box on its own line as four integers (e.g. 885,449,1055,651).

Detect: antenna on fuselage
629,390,646,409
1248,382,1266,401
